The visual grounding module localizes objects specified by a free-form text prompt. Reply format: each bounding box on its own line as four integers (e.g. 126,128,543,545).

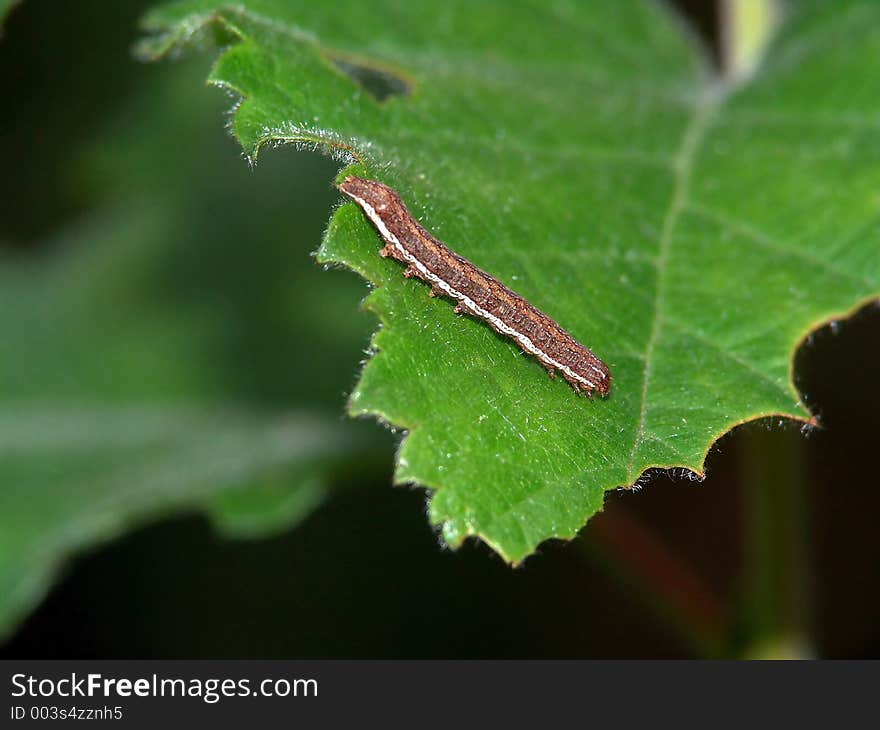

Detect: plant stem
739,426,814,658
583,507,728,657
719,0,778,83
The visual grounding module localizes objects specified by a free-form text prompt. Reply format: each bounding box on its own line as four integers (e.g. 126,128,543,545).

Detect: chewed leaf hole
330,57,411,101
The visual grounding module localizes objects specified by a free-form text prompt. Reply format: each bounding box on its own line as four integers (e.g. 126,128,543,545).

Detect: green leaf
0,57,383,639
140,0,880,563
0,405,362,636
0,0,19,27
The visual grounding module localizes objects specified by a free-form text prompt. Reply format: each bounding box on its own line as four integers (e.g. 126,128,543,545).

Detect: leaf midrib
626,90,720,478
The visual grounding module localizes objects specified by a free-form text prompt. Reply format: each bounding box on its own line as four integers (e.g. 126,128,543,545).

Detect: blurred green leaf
0,0,18,26
0,405,363,637
139,0,880,563
0,54,384,637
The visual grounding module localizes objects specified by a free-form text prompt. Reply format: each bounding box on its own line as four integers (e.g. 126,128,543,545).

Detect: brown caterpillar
338,176,611,396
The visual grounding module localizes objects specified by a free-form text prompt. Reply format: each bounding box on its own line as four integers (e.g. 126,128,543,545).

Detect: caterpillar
338,176,611,396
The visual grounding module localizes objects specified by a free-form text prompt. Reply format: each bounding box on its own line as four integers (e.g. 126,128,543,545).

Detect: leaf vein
626,93,717,478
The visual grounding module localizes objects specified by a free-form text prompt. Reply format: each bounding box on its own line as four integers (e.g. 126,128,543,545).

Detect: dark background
1,1,878,659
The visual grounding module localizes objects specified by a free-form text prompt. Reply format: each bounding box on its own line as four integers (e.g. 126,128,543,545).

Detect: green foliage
0,60,384,639
139,0,880,562
0,0,19,26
